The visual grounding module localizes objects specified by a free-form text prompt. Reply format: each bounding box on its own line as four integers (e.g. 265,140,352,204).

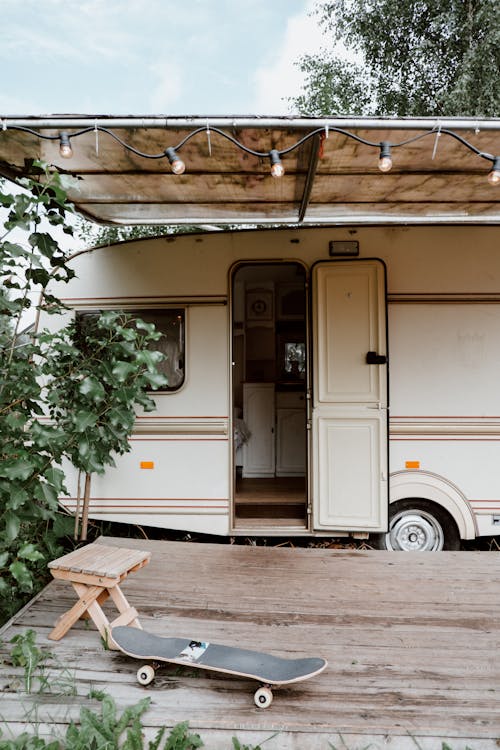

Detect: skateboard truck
136,659,274,707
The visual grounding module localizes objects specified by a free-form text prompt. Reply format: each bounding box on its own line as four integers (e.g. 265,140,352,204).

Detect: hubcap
386,510,444,551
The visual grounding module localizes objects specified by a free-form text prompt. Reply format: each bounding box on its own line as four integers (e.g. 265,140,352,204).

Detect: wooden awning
0,115,499,225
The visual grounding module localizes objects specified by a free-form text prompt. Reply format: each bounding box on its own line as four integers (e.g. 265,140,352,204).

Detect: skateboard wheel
137,664,155,686
254,686,273,709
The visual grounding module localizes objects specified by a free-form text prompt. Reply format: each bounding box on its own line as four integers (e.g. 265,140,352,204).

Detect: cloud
149,61,184,112
0,0,142,65
251,0,326,114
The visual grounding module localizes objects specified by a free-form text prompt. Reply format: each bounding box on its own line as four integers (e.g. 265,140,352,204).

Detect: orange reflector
405,460,420,469
140,461,154,470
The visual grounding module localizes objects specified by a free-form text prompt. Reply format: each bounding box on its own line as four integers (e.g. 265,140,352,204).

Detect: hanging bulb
487,157,500,185
269,149,284,178
378,141,392,172
165,147,185,175
59,131,73,158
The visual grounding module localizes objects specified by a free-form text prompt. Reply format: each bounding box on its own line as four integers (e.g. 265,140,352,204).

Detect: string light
165,147,185,175
487,156,500,186
1,122,498,184
378,141,393,172
58,131,73,159
269,149,284,177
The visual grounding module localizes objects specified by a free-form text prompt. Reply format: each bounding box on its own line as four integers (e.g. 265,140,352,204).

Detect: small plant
0,731,60,750
8,629,75,697
0,691,204,750
9,630,50,694
159,721,203,750
231,734,278,750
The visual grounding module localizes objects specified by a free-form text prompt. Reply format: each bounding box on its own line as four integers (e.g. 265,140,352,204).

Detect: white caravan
49,223,500,550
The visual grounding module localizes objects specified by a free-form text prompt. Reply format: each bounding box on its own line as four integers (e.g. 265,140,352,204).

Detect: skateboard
111,625,327,708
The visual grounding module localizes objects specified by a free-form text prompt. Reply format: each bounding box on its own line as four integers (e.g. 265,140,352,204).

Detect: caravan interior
231,263,308,529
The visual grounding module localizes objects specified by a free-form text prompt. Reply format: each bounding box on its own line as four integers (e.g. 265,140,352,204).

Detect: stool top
48,543,151,579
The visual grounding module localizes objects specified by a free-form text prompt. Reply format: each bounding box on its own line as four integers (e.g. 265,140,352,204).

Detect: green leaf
164,722,204,750
0,552,9,568
0,192,14,207
18,543,45,563
5,487,29,511
136,349,164,371
33,482,59,509
28,232,58,258
1,241,30,259
78,376,106,401
5,411,28,430
9,561,33,590
44,466,67,492
134,319,156,335
145,371,169,388
52,513,75,538
111,361,137,381
73,411,99,432
3,511,20,542
0,457,36,481
107,407,134,429
25,267,51,287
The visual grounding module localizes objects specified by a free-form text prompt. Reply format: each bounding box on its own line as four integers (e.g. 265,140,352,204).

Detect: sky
0,0,327,115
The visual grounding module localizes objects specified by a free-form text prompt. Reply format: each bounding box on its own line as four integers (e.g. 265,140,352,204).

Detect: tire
371,499,461,551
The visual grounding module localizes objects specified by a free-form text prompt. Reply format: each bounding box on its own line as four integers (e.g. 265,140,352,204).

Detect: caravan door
311,260,388,532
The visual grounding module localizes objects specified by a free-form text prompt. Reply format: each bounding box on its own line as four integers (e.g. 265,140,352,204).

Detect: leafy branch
0,165,166,621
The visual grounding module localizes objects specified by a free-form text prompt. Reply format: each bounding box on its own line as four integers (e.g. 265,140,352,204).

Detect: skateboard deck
111,626,327,708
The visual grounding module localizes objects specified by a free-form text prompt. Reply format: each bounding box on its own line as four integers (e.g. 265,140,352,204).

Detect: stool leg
108,585,142,629
80,589,110,619
72,582,116,647
48,584,104,641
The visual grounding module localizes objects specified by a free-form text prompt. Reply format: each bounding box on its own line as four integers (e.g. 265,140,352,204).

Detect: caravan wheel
372,499,461,551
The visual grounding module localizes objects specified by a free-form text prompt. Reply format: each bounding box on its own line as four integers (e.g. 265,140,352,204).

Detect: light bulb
165,147,185,175
488,157,500,185
378,142,392,172
269,149,284,178
59,132,73,159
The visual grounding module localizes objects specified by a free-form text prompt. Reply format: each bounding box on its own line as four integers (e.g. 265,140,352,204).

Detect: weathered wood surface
1,538,500,749
48,543,151,580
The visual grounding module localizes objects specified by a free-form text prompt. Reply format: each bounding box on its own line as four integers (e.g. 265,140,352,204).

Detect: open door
231,262,308,530
311,260,388,531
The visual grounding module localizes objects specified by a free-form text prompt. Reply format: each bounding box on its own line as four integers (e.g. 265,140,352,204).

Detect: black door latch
366,351,387,365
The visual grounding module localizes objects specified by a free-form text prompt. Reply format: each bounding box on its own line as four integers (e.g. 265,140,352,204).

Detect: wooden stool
48,543,151,648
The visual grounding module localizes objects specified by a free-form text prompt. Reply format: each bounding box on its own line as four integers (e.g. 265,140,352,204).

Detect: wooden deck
1,537,500,749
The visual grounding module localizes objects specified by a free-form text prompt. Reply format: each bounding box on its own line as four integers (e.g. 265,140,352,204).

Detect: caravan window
76,308,185,392
130,309,185,391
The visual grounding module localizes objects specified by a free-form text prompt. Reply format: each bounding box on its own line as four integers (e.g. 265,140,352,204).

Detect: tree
291,0,500,117
74,217,243,249
74,218,191,247
0,166,166,622
46,310,166,540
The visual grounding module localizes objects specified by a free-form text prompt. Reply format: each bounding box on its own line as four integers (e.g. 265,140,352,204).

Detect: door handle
366,351,387,365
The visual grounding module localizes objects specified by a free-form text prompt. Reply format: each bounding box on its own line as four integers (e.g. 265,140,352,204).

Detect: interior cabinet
276,391,306,476
243,384,306,478
242,383,275,477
